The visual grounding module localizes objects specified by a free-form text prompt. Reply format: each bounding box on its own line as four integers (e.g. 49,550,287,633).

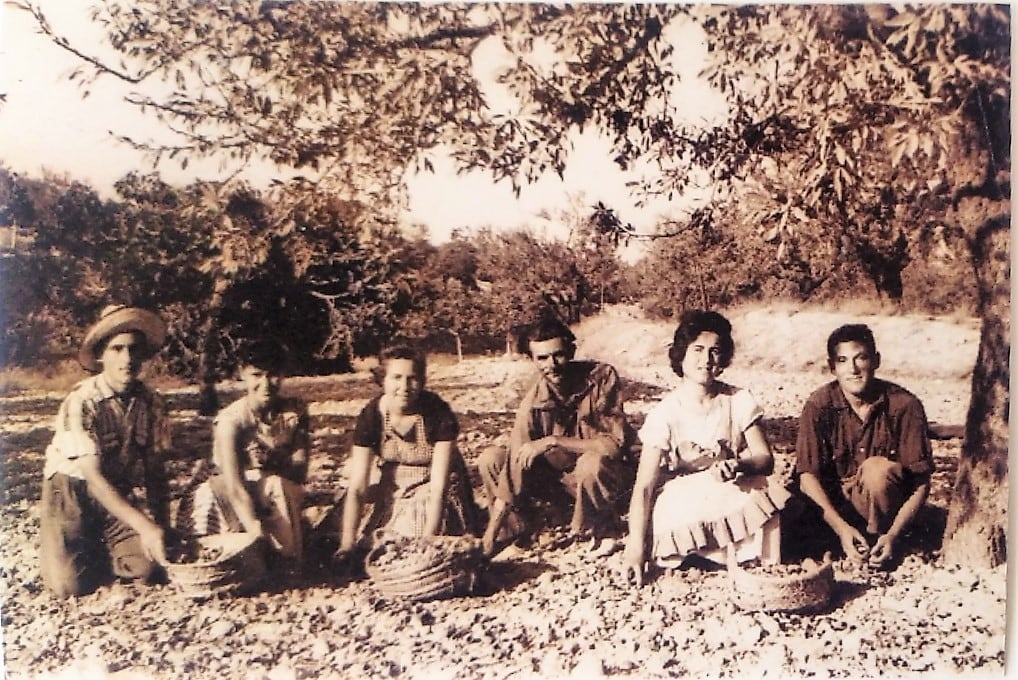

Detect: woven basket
365,534,485,602
729,552,835,613
165,532,266,599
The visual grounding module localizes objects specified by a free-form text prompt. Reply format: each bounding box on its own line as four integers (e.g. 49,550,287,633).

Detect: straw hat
78,305,167,373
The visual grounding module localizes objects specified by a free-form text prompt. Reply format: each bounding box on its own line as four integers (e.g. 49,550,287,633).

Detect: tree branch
10,1,157,84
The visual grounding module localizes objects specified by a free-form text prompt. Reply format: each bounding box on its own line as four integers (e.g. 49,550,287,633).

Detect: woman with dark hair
336,344,480,558
621,310,789,586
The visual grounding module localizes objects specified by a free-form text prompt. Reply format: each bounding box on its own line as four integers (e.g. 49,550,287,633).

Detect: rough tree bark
942,200,1010,568
197,277,229,417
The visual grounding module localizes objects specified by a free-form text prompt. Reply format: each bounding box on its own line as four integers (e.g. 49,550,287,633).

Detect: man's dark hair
236,336,291,375
826,324,878,366
668,309,735,377
520,317,576,359
374,343,427,386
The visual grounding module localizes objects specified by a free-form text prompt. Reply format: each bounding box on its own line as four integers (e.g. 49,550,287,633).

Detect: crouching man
796,323,934,568
478,318,634,556
40,305,172,597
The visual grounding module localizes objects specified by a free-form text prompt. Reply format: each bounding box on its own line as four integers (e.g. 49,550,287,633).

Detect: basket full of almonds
165,532,266,599
729,552,835,613
365,533,486,602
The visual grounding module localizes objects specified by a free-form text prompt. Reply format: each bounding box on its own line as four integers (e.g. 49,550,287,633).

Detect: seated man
795,323,933,567
478,317,634,556
190,337,308,569
39,305,172,597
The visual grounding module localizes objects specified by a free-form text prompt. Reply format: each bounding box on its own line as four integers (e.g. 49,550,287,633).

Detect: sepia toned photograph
0,2,1009,678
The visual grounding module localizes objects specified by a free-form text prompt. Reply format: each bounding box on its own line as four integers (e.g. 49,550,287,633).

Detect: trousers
477,445,632,536
841,456,908,535
39,473,156,598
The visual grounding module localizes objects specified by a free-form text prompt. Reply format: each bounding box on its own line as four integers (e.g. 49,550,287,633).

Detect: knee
858,457,903,494
114,552,157,582
478,446,507,476
574,453,607,484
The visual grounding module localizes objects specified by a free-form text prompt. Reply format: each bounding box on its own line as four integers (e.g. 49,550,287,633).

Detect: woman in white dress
621,310,789,585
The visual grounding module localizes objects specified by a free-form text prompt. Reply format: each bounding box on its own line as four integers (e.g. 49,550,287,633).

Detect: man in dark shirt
796,324,933,567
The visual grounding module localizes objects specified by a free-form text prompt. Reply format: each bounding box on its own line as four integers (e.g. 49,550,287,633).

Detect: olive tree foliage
0,169,88,364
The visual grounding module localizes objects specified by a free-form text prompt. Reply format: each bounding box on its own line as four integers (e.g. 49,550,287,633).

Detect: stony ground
0,306,1006,679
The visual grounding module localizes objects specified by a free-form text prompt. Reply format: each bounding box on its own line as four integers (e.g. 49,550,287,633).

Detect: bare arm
620,445,663,586
213,423,262,534
288,409,311,484
79,455,165,564
735,423,774,476
542,433,617,458
340,445,374,551
424,441,454,536
799,471,869,560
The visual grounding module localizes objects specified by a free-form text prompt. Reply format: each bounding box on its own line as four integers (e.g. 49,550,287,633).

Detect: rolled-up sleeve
795,397,825,477
897,398,934,478
43,391,100,479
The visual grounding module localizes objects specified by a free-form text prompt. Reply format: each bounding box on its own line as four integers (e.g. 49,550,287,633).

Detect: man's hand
835,523,870,561
868,532,897,567
711,458,740,483
517,437,556,469
619,547,645,587
138,522,166,565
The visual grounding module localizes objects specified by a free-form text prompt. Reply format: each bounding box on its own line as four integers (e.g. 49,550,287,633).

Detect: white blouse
637,382,763,460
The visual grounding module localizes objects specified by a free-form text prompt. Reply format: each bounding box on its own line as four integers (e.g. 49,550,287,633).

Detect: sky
0,1,726,250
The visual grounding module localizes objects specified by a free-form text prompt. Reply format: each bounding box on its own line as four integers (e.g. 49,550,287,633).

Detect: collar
534,362,596,409
828,378,888,412
93,374,142,402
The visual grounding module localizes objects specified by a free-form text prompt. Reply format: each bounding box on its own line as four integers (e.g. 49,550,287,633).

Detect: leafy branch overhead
21,4,1006,256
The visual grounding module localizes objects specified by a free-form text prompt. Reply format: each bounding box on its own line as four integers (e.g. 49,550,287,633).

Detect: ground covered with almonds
0,307,1006,679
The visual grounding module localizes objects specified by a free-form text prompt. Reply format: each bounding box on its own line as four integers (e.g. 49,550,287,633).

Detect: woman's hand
619,546,646,587
711,458,740,482
868,531,897,567
138,521,167,565
331,547,361,577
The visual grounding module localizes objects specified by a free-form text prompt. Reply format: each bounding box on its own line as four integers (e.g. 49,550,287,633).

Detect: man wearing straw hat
39,305,173,597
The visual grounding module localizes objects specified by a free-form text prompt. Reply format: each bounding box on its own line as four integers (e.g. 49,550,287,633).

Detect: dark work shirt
795,379,933,486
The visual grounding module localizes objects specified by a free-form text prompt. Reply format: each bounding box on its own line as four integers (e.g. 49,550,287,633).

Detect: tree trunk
197,277,229,417
942,210,1009,568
